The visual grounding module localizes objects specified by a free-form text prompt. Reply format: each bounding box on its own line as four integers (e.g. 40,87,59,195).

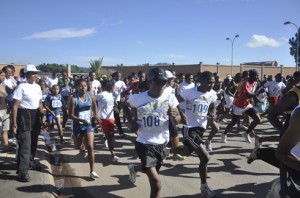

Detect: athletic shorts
0,109,10,131
182,125,205,152
100,119,115,133
135,141,167,172
73,123,94,136
46,109,60,122
232,104,253,116
268,96,279,106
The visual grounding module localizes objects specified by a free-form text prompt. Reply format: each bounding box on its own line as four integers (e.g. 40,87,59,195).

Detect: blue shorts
73,122,94,136
46,110,60,122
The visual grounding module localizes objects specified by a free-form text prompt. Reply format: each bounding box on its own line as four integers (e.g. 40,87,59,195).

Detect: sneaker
201,184,216,198
254,135,262,149
104,140,108,148
112,155,119,162
220,133,227,143
241,132,252,143
247,147,259,164
204,141,213,152
90,171,99,179
238,124,248,131
128,164,137,184
17,173,30,182
172,154,185,161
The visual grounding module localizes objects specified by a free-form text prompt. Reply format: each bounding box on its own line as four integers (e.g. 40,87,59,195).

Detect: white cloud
246,34,282,48
160,54,186,59
23,28,96,40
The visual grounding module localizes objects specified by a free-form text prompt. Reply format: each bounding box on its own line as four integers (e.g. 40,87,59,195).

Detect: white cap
226,74,232,80
165,70,175,79
24,64,40,73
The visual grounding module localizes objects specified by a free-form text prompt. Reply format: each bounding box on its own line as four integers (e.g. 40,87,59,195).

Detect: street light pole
284,21,299,71
226,34,239,75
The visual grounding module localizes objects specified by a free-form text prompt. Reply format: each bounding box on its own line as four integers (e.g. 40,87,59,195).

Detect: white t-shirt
96,91,114,119
3,77,17,89
180,87,217,129
91,80,101,96
264,81,286,97
113,80,127,102
163,86,176,95
13,83,42,109
45,77,58,89
128,91,179,145
178,81,195,110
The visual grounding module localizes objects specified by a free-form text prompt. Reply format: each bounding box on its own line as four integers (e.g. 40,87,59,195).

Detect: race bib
79,110,91,123
51,100,62,108
140,112,164,130
192,100,209,117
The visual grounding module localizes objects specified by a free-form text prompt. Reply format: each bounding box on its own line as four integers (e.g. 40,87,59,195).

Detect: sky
0,0,300,68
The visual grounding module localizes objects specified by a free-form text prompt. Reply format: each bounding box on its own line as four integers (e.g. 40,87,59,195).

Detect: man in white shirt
112,72,127,136
264,73,286,107
126,68,181,198
89,71,101,96
178,73,195,112
45,72,58,90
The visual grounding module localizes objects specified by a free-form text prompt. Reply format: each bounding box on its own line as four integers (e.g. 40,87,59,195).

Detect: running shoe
201,183,216,198
247,147,259,164
17,173,30,182
241,132,252,143
104,140,108,148
128,164,137,184
112,155,119,162
238,124,248,130
220,133,227,143
172,154,186,161
254,135,262,149
204,141,213,152
90,171,99,179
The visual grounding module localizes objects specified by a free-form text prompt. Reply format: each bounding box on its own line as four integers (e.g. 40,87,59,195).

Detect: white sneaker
201,184,216,198
220,133,227,143
104,140,108,148
204,141,213,152
90,171,99,179
128,164,137,184
112,155,119,162
241,132,252,143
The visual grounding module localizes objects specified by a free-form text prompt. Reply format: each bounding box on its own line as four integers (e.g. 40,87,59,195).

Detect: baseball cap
147,68,168,81
165,70,175,79
24,64,40,73
226,74,233,80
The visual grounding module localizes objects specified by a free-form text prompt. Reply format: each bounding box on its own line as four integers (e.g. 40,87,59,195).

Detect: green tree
89,57,103,78
288,30,300,67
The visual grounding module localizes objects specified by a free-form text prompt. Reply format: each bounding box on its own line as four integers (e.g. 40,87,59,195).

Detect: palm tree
89,57,103,79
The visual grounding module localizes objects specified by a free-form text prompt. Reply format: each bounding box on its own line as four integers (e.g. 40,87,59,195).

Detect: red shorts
267,96,279,106
100,119,115,133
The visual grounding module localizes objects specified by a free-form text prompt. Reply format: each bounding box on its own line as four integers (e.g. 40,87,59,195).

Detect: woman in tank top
69,79,100,179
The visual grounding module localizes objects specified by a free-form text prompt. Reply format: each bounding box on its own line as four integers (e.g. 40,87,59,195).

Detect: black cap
147,68,168,81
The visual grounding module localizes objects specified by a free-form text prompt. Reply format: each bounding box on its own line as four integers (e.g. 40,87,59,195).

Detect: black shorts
135,141,167,172
182,125,205,152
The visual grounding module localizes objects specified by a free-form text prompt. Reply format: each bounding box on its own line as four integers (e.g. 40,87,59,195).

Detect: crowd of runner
0,64,299,198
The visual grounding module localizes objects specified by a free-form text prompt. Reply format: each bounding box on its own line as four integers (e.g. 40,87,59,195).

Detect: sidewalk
0,134,56,198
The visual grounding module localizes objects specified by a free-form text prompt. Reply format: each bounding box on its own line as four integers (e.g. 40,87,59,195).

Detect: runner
96,79,120,162
69,79,100,179
221,69,261,144
126,68,181,198
178,71,217,197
